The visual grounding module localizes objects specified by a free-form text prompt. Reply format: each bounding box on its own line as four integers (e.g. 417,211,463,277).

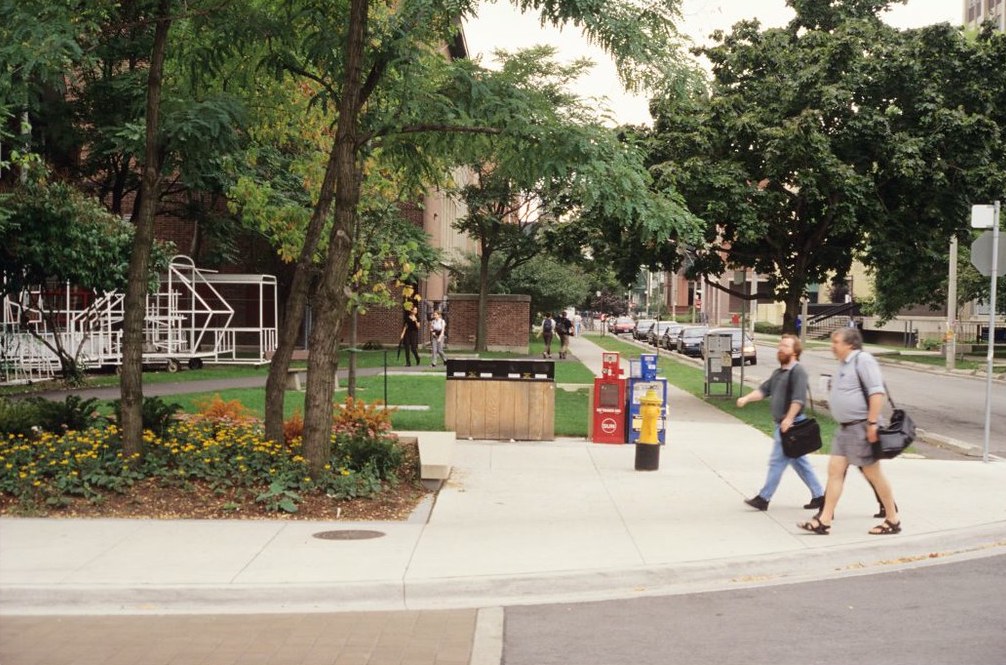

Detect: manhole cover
312,530,385,540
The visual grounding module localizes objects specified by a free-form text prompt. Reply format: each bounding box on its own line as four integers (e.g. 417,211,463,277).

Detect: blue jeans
758,418,824,501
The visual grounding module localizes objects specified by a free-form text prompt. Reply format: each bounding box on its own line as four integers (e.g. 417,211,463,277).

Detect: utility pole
800,297,808,345
946,236,958,371
671,272,677,322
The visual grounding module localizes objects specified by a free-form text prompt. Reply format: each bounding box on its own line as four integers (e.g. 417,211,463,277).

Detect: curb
874,357,1006,383
915,428,999,459
5,522,1005,616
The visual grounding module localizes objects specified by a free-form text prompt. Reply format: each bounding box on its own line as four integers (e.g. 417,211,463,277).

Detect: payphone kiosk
591,352,627,444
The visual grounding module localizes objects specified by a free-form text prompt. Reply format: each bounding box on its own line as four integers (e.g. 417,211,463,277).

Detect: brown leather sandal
868,519,902,535
797,518,831,535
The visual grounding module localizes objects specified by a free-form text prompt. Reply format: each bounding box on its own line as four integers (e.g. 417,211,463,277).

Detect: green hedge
754,322,783,335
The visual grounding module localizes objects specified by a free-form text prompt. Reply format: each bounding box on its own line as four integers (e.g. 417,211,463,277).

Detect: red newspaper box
592,352,627,444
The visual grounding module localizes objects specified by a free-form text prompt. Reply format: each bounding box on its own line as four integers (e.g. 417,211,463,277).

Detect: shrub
333,397,394,438
335,432,404,481
34,395,105,432
0,395,105,435
192,393,254,423
361,340,384,350
111,396,182,437
283,409,304,443
0,397,43,436
754,322,783,335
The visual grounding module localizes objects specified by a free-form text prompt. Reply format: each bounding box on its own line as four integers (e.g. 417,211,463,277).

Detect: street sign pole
982,201,1000,463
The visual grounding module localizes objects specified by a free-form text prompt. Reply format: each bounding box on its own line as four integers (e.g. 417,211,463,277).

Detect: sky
463,0,963,125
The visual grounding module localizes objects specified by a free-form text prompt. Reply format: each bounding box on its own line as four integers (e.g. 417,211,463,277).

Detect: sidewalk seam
226,523,287,584
586,446,647,567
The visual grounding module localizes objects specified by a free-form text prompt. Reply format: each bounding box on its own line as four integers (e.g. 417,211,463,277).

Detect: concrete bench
286,368,307,391
394,430,456,484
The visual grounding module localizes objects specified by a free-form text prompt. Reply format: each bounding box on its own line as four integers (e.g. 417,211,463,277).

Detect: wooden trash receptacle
444,359,554,440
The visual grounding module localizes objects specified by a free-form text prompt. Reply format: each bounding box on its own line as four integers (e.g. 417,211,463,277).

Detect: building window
968,0,982,22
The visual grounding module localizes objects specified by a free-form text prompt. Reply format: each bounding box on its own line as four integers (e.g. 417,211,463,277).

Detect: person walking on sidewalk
798,328,901,536
430,309,447,367
400,306,421,367
556,311,574,359
541,313,556,358
736,335,824,512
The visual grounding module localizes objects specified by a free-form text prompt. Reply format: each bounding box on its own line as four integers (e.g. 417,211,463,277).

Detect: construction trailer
1,255,278,384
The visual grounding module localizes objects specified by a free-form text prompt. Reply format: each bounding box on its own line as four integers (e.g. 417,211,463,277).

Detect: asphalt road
503,552,1006,665
737,342,1006,458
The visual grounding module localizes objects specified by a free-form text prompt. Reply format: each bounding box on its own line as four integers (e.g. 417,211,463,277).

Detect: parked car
633,319,656,340
610,316,636,335
676,326,708,356
660,323,685,350
700,327,758,366
647,321,678,347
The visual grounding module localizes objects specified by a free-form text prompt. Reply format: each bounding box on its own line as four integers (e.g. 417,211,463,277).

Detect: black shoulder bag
854,355,916,459
780,366,823,458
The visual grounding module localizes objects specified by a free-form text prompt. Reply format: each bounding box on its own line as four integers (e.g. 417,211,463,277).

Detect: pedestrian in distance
556,311,574,359
541,313,555,358
798,327,901,535
574,312,582,336
737,335,825,512
430,309,447,367
400,306,421,367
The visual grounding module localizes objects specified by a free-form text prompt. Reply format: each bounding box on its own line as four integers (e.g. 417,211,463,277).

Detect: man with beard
736,334,825,511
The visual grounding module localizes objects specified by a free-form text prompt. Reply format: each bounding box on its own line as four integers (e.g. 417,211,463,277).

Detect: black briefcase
872,408,916,459
781,418,822,458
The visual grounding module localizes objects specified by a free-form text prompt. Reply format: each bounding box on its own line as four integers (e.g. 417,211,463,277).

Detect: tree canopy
647,1,1006,329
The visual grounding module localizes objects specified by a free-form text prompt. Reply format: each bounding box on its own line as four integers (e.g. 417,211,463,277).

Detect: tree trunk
301,0,369,479
782,296,798,334
782,282,805,334
475,249,491,352
120,0,170,460
262,144,343,443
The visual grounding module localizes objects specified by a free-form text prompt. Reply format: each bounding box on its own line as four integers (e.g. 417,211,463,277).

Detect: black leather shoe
804,496,825,510
744,495,769,511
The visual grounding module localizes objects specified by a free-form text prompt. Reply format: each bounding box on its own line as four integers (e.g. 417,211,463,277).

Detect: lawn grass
586,333,838,450
879,352,1006,373
123,352,591,437
2,338,597,397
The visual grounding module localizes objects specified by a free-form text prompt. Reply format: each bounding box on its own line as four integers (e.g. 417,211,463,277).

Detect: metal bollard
634,387,662,471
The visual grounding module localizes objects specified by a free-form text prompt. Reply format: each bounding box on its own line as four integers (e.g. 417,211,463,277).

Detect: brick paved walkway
1,610,477,665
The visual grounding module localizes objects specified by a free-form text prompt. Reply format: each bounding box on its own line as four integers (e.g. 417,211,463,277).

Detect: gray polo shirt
758,363,808,422
829,350,885,423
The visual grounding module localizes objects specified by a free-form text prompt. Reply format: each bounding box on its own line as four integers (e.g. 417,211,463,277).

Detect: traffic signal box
591,352,627,444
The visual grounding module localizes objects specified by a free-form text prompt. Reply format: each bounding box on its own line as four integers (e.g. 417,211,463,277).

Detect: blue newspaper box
627,354,667,444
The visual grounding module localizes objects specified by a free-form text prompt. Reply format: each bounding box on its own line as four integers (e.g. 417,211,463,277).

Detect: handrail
807,302,855,325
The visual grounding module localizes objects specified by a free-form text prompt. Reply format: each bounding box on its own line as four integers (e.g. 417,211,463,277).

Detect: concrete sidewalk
4,334,1006,616
3,334,1006,664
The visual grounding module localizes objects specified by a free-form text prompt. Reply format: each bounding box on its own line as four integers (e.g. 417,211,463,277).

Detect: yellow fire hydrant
634,387,662,471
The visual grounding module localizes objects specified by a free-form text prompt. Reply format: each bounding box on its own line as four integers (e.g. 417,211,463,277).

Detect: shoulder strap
783,366,811,416
854,353,897,409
